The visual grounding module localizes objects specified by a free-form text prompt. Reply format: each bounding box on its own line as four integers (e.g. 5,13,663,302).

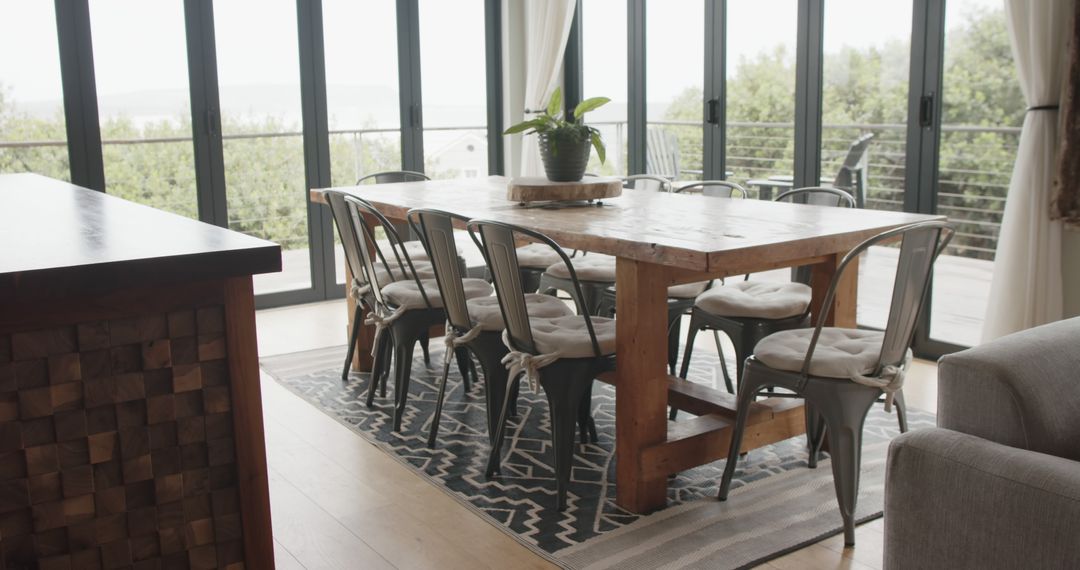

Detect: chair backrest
343,195,433,310
830,133,874,204
675,180,749,198
408,209,472,331
357,170,430,185
646,128,680,179
802,220,954,376
467,219,603,358
324,190,366,286
775,186,855,208
621,174,672,192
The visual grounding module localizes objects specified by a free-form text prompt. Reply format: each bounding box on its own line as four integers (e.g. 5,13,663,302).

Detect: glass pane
0,2,68,179
583,0,627,176
646,0,703,182
930,0,1020,346
725,1,797,193
818,0,913,331
418,0,487,179
89,0,197,219
214,0,312,295
324,0,403,284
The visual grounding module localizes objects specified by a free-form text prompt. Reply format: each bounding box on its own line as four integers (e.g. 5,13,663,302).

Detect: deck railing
1,120,1017,261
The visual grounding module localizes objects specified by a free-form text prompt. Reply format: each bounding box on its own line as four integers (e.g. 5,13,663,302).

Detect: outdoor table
310,176,939,514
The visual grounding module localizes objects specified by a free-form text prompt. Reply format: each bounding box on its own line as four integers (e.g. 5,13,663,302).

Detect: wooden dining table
310,176,940,514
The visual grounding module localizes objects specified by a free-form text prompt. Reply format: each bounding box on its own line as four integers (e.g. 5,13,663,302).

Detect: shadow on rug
260,343,932,569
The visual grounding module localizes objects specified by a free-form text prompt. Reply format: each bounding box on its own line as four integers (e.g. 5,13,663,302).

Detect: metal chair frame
717,220,954,546
621,174,674,192
468,219,612,511
344,196,468,432
408,209,518,449
356,170,430,185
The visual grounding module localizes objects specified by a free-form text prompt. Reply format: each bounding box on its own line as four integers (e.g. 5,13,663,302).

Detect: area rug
260,343,933,569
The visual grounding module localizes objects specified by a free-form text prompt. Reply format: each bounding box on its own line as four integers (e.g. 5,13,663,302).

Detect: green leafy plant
503,87,610,163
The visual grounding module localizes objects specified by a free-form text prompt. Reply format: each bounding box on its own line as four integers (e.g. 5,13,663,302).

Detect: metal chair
344,196,492,432
469,219,615,511
674,180,749,198
408,209,574,449
675,187,855,399
718,220,954,546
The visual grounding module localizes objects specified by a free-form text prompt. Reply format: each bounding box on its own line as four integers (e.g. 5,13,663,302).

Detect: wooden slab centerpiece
507,176,622,206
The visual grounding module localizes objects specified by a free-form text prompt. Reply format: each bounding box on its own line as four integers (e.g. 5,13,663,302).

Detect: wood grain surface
506,176,623,203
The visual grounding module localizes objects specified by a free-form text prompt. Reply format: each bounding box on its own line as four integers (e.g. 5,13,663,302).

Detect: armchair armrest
884,428,1080,569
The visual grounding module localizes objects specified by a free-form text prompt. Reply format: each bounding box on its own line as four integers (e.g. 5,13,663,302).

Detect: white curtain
518,0,577,177
982,0,1073,342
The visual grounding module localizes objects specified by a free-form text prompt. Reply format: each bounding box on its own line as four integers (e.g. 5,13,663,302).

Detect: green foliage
504,87,610,163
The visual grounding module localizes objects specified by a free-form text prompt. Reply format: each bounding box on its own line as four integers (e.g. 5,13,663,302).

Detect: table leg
810,251,859,327
344,263,375,372
615,258,670,513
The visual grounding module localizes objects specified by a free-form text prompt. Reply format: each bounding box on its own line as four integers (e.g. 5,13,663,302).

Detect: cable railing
2,120,1018,260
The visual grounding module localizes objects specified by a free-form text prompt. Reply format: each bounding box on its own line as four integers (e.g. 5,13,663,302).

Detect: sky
1,0,999,124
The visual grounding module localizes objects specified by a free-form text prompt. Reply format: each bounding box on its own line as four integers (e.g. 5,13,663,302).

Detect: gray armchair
883,317,1080,569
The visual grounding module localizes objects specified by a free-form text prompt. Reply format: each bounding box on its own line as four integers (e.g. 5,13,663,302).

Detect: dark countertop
0,173,281,300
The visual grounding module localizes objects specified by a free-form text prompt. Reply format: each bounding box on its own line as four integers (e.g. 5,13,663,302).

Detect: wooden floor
256,300,939,570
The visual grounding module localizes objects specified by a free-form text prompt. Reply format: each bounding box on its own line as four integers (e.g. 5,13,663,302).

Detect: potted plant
504,87,610,182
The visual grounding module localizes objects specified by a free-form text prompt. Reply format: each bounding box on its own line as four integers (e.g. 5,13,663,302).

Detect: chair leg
343,304,363,381
365,333,387,408
486,374,522,478
392,338,417,432
379,335,391,397
813,389,878,547
666,311,683,376
804,401,826,468
544,376,592,511
419,332,431,366
454,347,472,392
672,315,702,421
576,381,597,444
713,331,735,394
427,357,454,448
718,373,765,501
893,389,909,433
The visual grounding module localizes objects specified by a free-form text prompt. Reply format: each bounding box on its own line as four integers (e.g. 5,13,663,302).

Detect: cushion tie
364,305,407,357
442,321,483,366
849,352,911,412
499,330,560,393
350,279,371,300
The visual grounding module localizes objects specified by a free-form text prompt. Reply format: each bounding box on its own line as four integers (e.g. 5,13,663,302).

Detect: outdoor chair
746,133,875,204
344,196,492,432
646,128,702,180
717,220,954,547
674,187,855,399
469,219,615,511
408,209,574,449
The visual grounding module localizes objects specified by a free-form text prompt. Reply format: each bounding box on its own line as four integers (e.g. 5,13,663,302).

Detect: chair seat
667,281,710,299
371,260,436,287
531,315,617,358
544,254,616,282
754,327,911,379
381,278,492,310
516,243,563,269
467,294,575,332
694,281,811,319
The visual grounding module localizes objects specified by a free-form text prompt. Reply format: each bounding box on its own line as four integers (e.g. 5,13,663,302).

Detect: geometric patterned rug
260,343,933,569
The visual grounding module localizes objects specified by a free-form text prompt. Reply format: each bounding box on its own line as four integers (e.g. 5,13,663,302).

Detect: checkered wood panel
0,306,246,570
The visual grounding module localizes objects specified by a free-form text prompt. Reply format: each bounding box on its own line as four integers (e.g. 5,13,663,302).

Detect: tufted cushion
694,280,811,319
368,260,436,287
381,278,492,310
530,315,617,358
755,327,910,379
467,294,575,332
667,281,710,299
516,243,564,269
376,239,462,262
544,254,617,282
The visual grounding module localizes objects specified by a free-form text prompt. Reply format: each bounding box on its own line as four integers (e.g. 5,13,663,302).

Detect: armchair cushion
937,317,1080,461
